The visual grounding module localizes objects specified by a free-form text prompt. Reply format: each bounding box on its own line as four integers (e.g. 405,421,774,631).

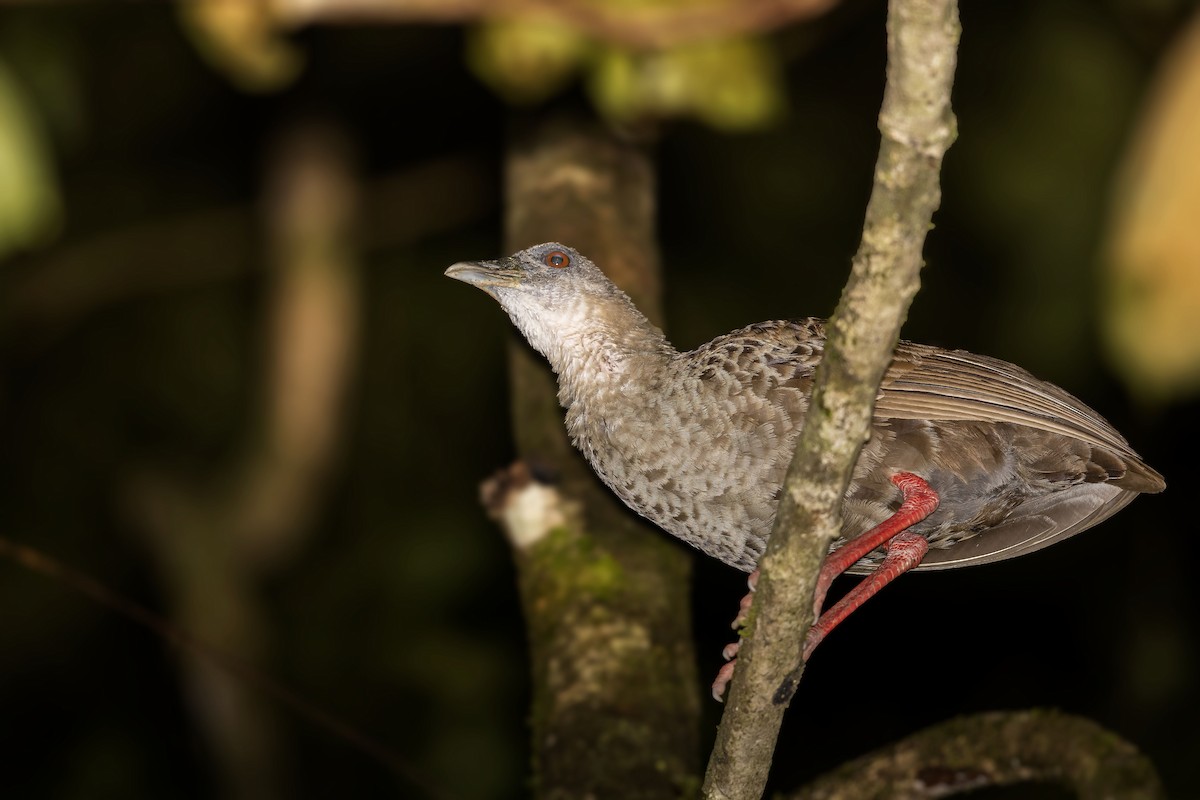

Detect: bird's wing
877,343,1164,492
691,319,1163,493
907,482,1134,570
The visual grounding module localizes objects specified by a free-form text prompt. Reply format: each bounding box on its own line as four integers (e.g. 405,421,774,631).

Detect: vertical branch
241,118,361,566
702,1,961,797
483,118,700,799
124,117,361,800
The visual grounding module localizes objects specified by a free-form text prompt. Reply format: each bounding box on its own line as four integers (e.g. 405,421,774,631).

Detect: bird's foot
730,569,759,629
713,570,759,702
712,645,739,701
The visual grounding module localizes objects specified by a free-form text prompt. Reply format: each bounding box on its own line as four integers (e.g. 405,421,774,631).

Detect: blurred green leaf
589,36,784,130
467,17,591,104
465,12,783,130
0,55,62,258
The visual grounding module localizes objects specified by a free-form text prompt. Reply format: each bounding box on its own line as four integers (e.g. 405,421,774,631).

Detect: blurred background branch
244,0,837,50
1,154,493,350
486,117,701,799
122,115,361,800
790,710,1164,800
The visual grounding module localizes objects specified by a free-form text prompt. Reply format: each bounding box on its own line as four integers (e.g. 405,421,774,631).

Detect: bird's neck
504,290,675,408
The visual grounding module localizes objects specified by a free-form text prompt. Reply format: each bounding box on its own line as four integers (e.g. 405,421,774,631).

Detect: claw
712,659,738,702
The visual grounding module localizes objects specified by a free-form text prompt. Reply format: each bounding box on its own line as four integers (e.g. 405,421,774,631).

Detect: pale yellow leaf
1104,10,1200,403
179,0,303,93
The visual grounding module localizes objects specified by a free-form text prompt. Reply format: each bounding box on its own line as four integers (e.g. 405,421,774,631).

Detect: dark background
1,1,1196,798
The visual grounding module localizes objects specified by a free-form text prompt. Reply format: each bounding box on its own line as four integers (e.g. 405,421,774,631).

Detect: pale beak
444,257,523,293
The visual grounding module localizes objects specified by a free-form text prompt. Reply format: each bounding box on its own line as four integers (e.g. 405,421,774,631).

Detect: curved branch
702,1,960,797
277,0,838,50
788,710,1165,800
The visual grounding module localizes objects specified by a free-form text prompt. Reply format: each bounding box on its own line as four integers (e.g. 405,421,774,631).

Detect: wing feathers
878,344,1164,493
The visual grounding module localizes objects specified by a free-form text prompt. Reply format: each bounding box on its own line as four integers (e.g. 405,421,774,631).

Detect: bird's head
445,242,615,304
446,242,645,366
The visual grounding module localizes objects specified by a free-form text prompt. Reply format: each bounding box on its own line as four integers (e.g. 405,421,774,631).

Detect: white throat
496,287,674,406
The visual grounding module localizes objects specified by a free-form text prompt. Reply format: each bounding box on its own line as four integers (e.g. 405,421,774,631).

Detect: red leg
712,472,938,701
803,530,928,661
810,472,938,619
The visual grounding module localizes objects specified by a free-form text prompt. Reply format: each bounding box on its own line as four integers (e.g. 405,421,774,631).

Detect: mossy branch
788,710,1165,800
487,118,701,800
702,1,960,797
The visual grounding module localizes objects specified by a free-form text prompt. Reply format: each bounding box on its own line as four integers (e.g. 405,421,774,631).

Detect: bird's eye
544,250,570,269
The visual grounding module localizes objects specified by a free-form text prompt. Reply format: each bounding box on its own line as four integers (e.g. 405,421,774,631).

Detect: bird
446,241,1165,698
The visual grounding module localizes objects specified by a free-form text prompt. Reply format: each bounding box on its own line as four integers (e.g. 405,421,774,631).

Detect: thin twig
0,535,455,800
701,1,960,797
